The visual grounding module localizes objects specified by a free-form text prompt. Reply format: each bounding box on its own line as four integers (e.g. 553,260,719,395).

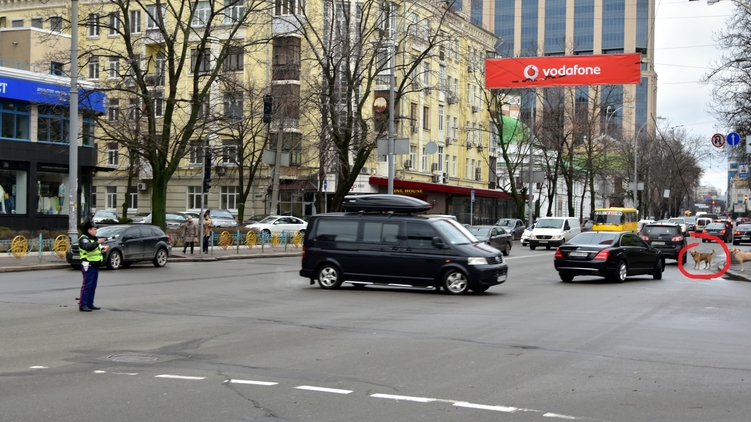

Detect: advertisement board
485,54,642,89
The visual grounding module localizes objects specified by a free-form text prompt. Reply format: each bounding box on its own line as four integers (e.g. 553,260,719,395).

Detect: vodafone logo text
485,54,640,88
523,64,601,81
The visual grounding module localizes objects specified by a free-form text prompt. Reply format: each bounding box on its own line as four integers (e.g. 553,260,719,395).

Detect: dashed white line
453,401,518,413
295,385,352,394
155,374,205,380
543,413,581,419
29,366,48,369
227,379,278,386
371,393,435,403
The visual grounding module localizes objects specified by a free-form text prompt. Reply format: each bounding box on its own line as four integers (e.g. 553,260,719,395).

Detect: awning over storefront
0,73,106,114
368,177,514,199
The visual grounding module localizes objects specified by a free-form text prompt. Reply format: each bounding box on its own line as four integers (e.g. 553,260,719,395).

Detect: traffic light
203,152,212,192
263,94,272,123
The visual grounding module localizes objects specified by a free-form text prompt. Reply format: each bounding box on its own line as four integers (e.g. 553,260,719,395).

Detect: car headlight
551,234,562,240
468,257,488,265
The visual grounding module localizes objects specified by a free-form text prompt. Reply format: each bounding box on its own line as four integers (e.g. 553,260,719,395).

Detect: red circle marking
711,133,725,148
678,232,731,279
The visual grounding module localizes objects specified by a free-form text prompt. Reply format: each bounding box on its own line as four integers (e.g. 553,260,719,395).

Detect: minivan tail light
671,236,684,242
554,248,563,259
593,249,609,261
167,235,171,244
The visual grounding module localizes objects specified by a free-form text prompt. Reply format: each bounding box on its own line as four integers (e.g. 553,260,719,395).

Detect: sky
654,0,736,194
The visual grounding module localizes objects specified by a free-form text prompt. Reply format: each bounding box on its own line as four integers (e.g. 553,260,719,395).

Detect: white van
528,217,581,250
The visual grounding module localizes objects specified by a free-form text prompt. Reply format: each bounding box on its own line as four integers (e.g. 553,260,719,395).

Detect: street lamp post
68,0,79,239
634,121,648,210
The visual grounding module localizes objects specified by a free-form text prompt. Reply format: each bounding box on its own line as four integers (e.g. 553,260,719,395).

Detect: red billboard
485,54,642,88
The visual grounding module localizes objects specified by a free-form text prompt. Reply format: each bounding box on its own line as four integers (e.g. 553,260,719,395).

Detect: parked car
132,212,187,229
205,209,238,228
703,222,732,243
92,210,119,224
554,231,664,283
528,217,581,250
494,218,526,240
667,217,687,234
521,224,534,247
733,224,751,245
300,194,508,294
66,224,172,270
130,211,151,224
467,225,512,256
639,223,687,264
247,215,307,236
242,214,270,226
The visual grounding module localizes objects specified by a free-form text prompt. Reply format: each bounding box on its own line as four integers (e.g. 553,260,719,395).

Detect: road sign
471,189,475,203
711,133,725,148
727,131,741,146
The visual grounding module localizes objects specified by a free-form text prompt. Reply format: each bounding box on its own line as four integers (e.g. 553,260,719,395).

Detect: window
189,143,204,165
128,186,138,209
31,17,43,28
223,46,244,71
225,0,245,23
0,168,28,215
37,106,70,143
127,98,140,122
465,158,469,179
146,4,166,29
106,186,118,209
406,223,439,249
452,156,456,177
107,143,119,166
438,106,444,132
108,12,120,36
50,16,62,32
437,146,443,171
88,57,99,79
223,92,243,118
36,171,69,215
51,62,64,76
222,139,239,164
187,186,206,209
421,147,427,172
152,90,164,117
107,99,120,122
362,222,400,244
191,48,211,73
422,62,430,88
409,146,416,169
314,220,358,242
192,1,211,27
129,10,141,34
11,19,24,28
198,93,211,120
220,186,238,210
422,106,429,129
108,56,119,79
274,0,304,16
0,101,31,140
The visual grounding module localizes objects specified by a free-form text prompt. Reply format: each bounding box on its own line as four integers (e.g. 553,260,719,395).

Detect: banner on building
485,54,642,89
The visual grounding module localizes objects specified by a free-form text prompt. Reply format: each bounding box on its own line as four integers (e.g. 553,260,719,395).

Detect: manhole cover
107,354,159,363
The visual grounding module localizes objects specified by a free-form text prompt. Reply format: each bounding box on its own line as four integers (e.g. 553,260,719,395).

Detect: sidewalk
0,243,302,273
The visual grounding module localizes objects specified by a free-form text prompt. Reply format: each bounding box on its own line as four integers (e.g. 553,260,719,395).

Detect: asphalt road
1,249,750,422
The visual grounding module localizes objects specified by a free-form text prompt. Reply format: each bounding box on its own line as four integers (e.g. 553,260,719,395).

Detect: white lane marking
155,374,205,380
113,372,138,375
29,366,48,369
95,370,107,373
370,393,435,403
543,412,580,419
453,401,518,412
295,385,352,394
228,379,278,386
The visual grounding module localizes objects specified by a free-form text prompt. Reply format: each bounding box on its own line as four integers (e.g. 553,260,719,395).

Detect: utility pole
68,0,79,239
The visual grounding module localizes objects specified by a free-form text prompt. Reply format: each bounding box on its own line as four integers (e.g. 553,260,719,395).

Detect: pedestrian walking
203,212,214,253
180,216,198,254
78,219,108,312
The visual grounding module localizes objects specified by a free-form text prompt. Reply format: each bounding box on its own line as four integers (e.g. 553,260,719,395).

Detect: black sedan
554,231,664,283
66,225,172,270
733,224,751,245
702,222,731,243
467,225,513,256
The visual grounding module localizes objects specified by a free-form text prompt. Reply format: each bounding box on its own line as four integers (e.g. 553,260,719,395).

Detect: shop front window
0,101,31,140
37,106,70,144
0,168,28,215
36,171,69,215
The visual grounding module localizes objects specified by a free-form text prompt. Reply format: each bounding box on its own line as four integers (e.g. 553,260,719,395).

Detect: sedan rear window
569,232,617,245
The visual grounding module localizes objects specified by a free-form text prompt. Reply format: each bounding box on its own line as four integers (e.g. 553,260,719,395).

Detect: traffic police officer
78,219,107,312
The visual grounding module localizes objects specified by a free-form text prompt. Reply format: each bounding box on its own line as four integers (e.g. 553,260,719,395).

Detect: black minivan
299,195,508,294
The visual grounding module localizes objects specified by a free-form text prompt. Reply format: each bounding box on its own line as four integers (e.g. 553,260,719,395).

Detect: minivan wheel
442,270,469,295
107,251,122,270
530,245,536,250
317,264,343,289
153,248,168,267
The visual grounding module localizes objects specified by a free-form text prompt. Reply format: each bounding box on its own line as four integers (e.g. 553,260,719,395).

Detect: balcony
272,63,300,81
272,15,306,36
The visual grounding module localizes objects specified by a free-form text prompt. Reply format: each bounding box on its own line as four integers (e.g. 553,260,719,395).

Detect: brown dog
729,248,751,271
690,249,715,270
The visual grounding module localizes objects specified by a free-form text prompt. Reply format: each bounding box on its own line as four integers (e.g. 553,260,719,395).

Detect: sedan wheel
317,264,343,289
442,270,469,295
107,250,122,270
559,273,574,282
153,248,168,267
609,261,627,283
502,242,511,256
652,259,664,280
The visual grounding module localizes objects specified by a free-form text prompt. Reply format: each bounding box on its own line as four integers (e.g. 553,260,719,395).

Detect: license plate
539,240,548,243
652,241,665,245
744,237,750,240
497,274,506,282
569,252,588,257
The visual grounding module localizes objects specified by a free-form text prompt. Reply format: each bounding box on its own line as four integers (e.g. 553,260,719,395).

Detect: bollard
38,233,43,263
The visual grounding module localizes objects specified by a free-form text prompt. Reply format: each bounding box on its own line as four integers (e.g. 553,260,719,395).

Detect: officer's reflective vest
79,235,103,262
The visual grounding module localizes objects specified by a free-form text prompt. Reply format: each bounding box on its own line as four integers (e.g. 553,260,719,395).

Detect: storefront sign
394,188,424,194
0,76,106,113
485,54,641,88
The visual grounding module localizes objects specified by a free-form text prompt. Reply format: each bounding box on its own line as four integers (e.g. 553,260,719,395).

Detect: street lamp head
373,97,387,113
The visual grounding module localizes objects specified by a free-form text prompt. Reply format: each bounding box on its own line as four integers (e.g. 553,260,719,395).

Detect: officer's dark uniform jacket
79,232,104,267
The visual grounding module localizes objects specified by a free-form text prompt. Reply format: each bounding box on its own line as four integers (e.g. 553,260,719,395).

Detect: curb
0,251,302,273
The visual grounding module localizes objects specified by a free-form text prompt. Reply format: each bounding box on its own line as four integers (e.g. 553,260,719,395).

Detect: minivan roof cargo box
342,194,432,213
